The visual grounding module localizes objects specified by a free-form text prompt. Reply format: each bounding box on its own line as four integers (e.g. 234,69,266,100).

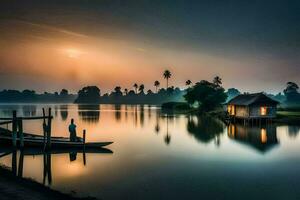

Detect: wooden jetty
0,108,113,150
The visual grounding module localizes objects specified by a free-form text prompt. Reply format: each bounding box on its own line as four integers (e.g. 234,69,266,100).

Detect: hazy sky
0,0,299,93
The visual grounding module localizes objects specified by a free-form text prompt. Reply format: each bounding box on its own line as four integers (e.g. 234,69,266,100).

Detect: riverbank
0,165,96,200
275,111,300,124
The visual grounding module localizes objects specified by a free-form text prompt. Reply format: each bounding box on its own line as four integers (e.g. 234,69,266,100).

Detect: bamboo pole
12,111,17,147
47,108,52,149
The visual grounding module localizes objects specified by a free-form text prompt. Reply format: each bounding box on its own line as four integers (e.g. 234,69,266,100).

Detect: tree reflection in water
78,104,100,123
22,105,37,117
187,115,225,145
60,104,68,121
287,126,300,138
114,104,121,121
163,114,176,145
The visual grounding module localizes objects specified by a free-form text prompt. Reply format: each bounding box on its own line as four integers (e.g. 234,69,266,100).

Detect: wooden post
42,108,47,148
47,108,52,149
18,119,24,148
83,129,86,166
12,110,17,147
83,129,86,145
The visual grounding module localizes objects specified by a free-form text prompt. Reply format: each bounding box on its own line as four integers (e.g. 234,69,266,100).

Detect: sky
0,0,299,94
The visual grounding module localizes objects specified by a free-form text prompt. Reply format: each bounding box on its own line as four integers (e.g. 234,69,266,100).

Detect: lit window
228,105,235,115
260,107,267,116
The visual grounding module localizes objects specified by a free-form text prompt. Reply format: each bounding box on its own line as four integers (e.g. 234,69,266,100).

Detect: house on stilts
227,93,279,123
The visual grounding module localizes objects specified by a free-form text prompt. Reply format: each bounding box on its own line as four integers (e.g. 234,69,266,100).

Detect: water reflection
140,105,145,127
43,152,52,185
114,104,121,121
22,105,37,116
164,115,171,145
78,104,100,123
227,123,279,153
287,126,300,138
154,109,160,134
0,104,300,200
60,105,69,121
1,147,112,186
187,115,225,145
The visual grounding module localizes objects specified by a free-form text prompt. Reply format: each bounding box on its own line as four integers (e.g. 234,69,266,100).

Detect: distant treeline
0,89,76,103
74,86,185,104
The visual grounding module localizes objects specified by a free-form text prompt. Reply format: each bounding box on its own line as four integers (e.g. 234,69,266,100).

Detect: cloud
17,20,90,39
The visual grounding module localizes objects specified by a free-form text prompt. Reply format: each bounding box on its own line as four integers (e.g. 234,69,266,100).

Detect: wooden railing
0,108,53,149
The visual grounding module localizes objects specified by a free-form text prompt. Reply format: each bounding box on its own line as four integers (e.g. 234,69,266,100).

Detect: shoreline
0,165,97,200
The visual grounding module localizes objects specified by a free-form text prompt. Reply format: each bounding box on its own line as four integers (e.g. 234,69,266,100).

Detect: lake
0,104,300,200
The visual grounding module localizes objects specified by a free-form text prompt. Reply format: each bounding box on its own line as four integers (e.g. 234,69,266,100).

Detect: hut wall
249,105,277,118
235,106,249,118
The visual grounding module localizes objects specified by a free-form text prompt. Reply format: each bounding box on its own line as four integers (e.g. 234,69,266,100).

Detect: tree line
0,89,76,103
75,70,186,104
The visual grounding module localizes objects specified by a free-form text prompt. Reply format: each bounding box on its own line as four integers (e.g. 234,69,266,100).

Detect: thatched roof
228,93,279,106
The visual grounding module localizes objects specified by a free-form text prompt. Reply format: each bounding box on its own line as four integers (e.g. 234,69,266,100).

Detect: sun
65,48,83,58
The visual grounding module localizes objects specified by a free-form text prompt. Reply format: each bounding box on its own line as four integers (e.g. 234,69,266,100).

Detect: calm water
0,104,300,200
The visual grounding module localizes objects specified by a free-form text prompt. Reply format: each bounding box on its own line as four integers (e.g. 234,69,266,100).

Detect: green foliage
184,80,227,112
226,88,240,101
75,86,101,103
284,82,300,103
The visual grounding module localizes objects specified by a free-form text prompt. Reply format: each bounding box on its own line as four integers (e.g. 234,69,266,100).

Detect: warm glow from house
260,107,267,116
228,124,235,137
261,128,267,143
228,105,235,115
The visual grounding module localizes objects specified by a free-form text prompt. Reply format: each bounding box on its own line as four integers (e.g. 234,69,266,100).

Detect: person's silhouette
68,118,77,142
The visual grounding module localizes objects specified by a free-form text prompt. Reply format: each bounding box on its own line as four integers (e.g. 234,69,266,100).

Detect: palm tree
163,70,171,88
133,83,138,94
154,80,160,93
185,80,192,87
213,76,222,86
138,84,145,94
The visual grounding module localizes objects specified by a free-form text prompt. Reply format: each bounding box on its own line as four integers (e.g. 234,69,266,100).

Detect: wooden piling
83,129,86,165
12,110,17,147
83,129,86,145
18,119,24,148
47,108,52,149
42,108,47,148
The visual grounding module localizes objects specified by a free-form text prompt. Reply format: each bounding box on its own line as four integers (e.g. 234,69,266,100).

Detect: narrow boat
0,135,113,149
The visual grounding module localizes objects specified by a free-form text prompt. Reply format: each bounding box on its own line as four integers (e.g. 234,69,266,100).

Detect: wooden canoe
0,136,113,149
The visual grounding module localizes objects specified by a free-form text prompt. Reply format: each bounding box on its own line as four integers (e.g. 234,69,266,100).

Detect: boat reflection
227,123,279,153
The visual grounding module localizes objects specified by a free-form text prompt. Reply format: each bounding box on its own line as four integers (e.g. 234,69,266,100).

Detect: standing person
69,118,77,142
